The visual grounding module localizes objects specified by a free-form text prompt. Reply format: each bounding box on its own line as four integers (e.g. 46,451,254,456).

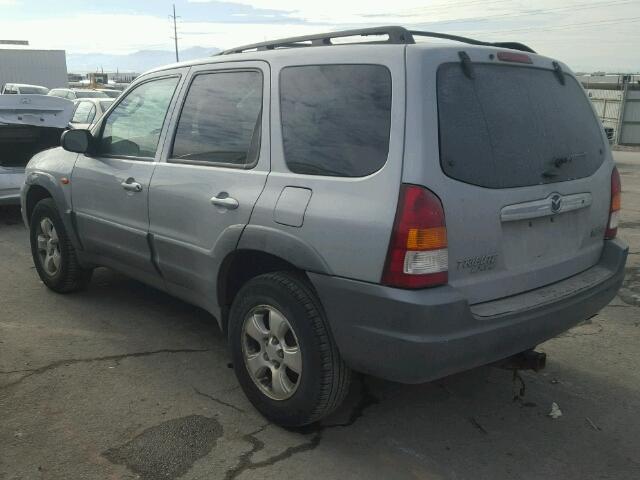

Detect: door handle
121,177,143,193
210,193,239,210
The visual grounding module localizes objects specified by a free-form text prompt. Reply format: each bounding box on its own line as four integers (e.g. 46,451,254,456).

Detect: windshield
437,63,605,189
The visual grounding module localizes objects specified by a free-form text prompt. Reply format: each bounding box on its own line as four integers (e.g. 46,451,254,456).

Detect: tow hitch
493,350,547,401
495,349,547,372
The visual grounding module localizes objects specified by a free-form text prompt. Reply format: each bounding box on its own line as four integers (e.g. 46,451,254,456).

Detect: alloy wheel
241,305,302,401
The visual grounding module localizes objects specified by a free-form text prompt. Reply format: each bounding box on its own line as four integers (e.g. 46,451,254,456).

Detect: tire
228,271,351,426
29,198,92,293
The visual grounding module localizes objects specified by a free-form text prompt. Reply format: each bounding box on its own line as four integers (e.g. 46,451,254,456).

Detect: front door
148,62,270,305
71,72,183,275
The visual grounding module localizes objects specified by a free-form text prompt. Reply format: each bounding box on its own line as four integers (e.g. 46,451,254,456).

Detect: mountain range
66,46,221,73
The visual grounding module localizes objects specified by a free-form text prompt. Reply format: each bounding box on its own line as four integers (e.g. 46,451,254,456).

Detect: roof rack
219,26,535,55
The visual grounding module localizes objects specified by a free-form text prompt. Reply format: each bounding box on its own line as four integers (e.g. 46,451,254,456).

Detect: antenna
169,4,180,62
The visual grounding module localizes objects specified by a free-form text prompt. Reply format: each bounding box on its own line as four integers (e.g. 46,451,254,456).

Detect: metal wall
584,81,640,146
0,49,68,89
620,89,640,146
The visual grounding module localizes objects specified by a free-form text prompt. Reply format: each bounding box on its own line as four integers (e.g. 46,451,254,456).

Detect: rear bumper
309,239,628,384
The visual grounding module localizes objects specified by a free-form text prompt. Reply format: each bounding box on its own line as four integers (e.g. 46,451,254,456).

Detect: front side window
280,64,392,177
171,70,263,167
99,76,179,158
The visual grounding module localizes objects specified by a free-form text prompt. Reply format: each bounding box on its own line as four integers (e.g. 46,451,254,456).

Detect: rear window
75,91,108,98
280,64,392,177
20,86,48,95
437,63,605,189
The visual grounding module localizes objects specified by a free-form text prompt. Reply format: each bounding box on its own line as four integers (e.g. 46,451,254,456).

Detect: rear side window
437,63,604,189
171,70,263,167
280,64,392,177
71,102,95,124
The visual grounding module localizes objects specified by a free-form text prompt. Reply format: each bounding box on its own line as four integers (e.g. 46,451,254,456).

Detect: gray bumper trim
309,239,628,384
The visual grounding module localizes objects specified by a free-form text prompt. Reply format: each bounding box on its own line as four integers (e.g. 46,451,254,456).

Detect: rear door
148,61,269,303
71,71,184,275
404,47,613,304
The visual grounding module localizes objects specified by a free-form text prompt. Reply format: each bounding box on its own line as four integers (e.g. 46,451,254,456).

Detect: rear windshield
75,91,108,98
437,63,604,189
20,86,48,94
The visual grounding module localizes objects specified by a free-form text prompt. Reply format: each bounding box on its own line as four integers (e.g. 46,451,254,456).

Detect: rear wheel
30,198,92,293
228,272,351,426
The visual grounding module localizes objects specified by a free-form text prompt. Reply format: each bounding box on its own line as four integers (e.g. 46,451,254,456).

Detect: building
0,44,68,90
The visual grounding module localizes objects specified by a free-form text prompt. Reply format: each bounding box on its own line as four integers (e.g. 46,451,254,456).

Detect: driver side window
98,76,179,159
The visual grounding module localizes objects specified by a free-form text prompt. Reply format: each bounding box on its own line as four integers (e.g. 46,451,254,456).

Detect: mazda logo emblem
551,194,562,213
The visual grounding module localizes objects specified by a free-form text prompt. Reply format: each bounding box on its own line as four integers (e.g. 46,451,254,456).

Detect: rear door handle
210,194,239,210
121,177,143,192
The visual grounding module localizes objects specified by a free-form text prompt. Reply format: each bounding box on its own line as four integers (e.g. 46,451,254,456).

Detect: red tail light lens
605,167,621,239
382,184,448,289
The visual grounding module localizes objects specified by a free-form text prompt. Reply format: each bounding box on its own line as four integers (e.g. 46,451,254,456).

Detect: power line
469,14,640,34
413,0,638,27
371,0,519,18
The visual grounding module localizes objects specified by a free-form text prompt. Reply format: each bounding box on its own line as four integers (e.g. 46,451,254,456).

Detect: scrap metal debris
548,402,563,419
512,369,526,401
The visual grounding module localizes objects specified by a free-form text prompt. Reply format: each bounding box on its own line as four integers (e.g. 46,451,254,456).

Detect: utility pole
170,4,180,62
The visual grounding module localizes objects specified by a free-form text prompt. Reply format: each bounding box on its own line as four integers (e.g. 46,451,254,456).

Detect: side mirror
61,129,92,154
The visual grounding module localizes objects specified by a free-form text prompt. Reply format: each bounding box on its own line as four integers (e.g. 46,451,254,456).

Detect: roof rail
219,26,413,55
218,26,535,55
409,30,535,53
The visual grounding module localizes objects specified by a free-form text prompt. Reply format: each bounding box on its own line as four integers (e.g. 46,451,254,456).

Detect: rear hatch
404,45,613,304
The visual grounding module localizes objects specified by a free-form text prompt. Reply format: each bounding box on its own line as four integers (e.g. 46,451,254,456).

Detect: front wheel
228,272,351,426
29,198,92,293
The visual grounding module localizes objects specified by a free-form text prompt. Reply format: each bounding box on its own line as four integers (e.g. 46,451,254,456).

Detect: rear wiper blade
542,152,585,179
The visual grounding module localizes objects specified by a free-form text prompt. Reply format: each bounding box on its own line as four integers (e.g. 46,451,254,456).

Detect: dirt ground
1,151,639,480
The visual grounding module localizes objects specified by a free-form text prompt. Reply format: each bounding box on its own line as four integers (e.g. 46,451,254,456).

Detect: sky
0,0,639,72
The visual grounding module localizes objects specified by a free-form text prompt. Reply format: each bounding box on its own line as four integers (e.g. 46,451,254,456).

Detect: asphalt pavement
1,151,639,480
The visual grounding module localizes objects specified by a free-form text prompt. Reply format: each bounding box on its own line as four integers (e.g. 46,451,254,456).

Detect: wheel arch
25,184,53,223
217,249,305,333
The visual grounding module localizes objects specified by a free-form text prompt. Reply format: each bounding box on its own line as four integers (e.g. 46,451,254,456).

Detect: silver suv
20,27,628,426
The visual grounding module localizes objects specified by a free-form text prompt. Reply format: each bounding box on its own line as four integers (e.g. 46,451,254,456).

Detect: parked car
20,27,627,427
69,98,114,130
1,95,74,205
48,88,109,100
1,83,49,95
97,89,122,99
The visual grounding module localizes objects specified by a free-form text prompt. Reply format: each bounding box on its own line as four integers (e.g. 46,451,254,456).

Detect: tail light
382,184,448,289
605,167,621,239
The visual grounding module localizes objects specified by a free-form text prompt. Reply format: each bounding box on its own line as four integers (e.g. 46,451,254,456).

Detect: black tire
29,198,92,293
228,271,351,426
